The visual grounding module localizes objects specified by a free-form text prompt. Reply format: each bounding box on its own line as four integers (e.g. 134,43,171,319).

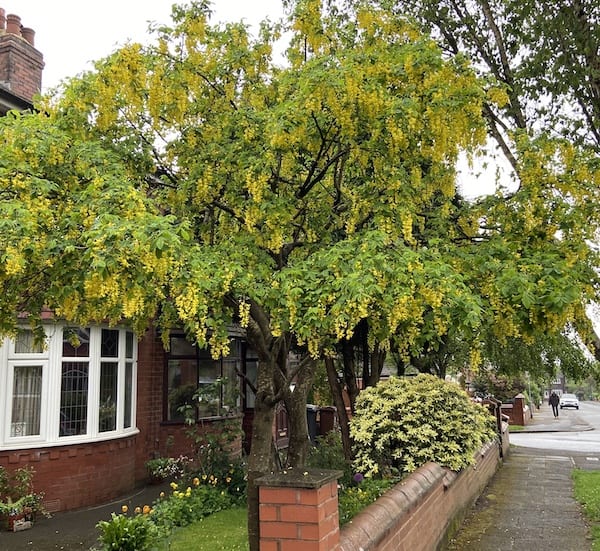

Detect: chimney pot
0,9,6,30
6,13,21,36
21,27,34,46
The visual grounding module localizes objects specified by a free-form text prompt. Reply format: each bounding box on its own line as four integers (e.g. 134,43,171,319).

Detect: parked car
559,393,579,409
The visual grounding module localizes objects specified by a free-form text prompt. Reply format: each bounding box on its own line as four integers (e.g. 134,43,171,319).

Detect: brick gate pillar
256,468,343,551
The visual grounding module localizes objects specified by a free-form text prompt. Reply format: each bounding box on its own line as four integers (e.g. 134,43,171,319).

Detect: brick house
0,9,278,513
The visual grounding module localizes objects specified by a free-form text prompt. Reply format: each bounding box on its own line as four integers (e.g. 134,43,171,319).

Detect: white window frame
0,323,138,450
5,360,48,444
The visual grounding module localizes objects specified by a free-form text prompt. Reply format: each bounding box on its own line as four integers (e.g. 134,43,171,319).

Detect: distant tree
482,328,599,382
362,0,600,361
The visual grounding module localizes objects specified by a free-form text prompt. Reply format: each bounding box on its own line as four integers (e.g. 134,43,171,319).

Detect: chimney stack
0,7,44,103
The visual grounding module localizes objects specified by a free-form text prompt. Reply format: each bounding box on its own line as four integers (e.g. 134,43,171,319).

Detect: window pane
99,362,118,432
11,365,42,436
170,336,197,357
198,360,220,417
125,332,134,359
60,361,88,436
101,329,119,358
244,360,257,409
15,330,44,354
63,328,90,357
222,360,240,413
167,359,198,421
124,362,133,428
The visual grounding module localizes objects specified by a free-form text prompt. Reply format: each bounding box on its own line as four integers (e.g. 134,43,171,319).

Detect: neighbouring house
0,9,286,514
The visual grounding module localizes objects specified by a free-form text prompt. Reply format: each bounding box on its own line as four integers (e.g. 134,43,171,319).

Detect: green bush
350,374,497,477
338,478,396,525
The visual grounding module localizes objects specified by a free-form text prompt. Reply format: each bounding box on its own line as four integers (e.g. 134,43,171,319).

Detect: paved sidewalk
445,403,597,550
519,402,594,433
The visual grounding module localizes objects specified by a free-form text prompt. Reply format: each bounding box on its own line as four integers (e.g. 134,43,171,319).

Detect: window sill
0,428,140,451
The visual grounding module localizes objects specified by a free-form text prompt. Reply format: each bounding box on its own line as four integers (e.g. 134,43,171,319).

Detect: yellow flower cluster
122,287,146,319
401,213,414,244
175,287,200,321
419,286,443,309
84,273,121,304
238,301,251,328
55,293,82,321
3,246,24,276
245,171,268,203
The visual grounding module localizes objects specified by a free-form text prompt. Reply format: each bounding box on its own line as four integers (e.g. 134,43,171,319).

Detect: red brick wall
339,441,501,551
135,327,166,481
501,396,528,426
0,436,136,513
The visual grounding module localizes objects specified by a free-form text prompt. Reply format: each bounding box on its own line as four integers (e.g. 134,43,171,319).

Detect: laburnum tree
2,1,600,547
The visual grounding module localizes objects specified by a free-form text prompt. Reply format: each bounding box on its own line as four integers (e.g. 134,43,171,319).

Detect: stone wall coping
256,468,344,489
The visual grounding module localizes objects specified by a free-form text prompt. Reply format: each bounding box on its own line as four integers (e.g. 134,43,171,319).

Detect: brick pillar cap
256,468,343,489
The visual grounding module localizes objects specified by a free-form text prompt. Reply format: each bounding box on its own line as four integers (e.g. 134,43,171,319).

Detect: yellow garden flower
134,506,142,514
121,505,128,514
143,505,151,515
170,482,178,490
193,477,200,486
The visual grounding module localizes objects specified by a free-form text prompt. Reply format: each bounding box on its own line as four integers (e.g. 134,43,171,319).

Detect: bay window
0,324,137,449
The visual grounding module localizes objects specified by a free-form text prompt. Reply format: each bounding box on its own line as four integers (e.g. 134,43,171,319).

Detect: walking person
549,391,560,418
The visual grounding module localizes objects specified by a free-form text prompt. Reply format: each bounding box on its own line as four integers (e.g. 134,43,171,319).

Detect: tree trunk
246,357,278,551
342,339,360,415
324,356,353,461
284,358,315,468
366,345,386,387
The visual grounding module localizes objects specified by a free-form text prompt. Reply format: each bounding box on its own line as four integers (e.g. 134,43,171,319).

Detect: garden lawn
167,506,248,550
573,469,600,550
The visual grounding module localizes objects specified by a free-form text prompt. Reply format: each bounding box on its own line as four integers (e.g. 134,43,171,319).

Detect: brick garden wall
338,440,501,551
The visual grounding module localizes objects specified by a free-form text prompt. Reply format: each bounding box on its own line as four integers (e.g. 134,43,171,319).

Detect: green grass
166,506,248,550
573,470,600,550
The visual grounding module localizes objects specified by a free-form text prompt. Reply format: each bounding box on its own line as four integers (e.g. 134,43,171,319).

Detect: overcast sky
5,1,284,91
